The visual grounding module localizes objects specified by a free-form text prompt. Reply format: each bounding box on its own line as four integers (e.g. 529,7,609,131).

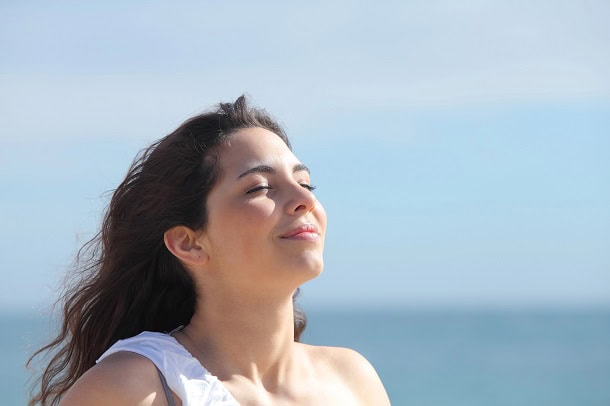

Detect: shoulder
60,351,169,406
302,344,391,405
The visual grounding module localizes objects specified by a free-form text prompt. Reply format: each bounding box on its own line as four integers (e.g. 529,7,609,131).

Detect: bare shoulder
303,344,391,405
60,351,170,406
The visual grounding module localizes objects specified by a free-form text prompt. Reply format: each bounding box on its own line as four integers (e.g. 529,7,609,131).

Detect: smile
280,224,320,240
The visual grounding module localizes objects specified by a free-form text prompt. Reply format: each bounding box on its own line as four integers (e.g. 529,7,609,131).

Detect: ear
164,226,209,266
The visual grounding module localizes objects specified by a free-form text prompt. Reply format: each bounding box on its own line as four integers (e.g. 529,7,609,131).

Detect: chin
293,256,324,283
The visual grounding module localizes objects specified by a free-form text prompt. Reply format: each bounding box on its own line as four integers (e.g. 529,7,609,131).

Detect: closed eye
246,183,316,194
246,185,273,194
301,183,316,191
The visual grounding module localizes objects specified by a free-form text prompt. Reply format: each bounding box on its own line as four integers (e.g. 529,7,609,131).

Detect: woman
29,96,390,405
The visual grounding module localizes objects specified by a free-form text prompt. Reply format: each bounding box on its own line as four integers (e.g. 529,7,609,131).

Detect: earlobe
164,226,209,266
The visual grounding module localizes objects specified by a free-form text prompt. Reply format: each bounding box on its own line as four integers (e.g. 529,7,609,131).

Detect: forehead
218,127,298,174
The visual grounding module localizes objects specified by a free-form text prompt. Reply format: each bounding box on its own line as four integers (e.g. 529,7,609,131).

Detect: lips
280,224,320,239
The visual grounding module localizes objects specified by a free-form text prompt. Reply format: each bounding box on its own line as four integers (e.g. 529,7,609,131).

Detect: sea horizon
6,305,610,405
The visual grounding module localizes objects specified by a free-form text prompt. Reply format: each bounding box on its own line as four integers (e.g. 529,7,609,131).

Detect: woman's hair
28,95,308,405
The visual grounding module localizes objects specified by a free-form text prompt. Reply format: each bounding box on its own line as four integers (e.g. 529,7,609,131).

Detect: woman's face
200,127,327,296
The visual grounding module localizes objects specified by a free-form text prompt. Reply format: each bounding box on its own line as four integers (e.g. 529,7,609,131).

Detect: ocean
5,308,610,405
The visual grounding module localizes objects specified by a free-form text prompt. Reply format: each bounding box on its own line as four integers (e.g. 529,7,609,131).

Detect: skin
60,127,391,406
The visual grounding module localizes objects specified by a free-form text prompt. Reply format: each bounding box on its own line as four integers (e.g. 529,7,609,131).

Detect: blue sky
1,1,609,312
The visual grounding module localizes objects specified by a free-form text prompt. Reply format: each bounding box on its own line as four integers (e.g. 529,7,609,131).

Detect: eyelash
246,183,317,194
301,183,316,191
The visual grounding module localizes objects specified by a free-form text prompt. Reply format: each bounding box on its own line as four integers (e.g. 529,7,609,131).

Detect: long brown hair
28,96,307,405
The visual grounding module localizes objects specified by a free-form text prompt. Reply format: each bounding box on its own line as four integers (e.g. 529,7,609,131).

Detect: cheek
214,202,277,269
239,200,276,225
222,200,276,245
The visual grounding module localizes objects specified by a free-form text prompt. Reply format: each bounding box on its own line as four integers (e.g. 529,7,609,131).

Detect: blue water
5,308,610,405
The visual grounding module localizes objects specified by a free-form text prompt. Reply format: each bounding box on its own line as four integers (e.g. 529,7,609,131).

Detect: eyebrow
237,163,310,179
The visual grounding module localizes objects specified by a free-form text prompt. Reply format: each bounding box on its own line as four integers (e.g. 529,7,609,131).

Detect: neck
178,290,298,384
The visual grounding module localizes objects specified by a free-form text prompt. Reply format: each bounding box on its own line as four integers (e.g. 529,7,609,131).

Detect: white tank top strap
97,331,239,406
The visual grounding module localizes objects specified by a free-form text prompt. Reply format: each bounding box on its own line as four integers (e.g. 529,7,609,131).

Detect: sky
1,0,609,312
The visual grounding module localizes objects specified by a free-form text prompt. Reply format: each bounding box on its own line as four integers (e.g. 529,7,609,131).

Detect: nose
285,182,317,215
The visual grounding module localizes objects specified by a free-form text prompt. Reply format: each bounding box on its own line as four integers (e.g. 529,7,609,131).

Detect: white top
98,331,239,406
